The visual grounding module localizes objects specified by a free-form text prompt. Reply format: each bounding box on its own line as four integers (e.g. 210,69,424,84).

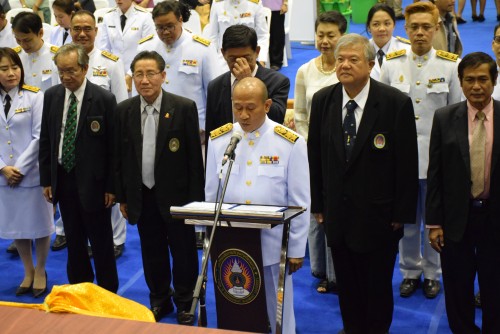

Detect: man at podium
205,77,310,334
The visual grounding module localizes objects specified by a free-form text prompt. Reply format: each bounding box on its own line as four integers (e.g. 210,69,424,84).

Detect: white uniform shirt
0,86,44,187
96,5,155,73
50,26,73,47
205,117,310,266
380,48,462,178
17,42,58,92
204,0,270,63
0,23,16,48
370,36,411,81
135,29,222,130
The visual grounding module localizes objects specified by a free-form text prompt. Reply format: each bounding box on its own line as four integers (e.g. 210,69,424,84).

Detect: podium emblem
215,248,261,305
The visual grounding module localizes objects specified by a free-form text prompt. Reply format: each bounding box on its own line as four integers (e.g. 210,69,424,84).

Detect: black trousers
332,237,399,334
441,205,500,334
57,166,118,293
137,185,198,311
269,10,285,67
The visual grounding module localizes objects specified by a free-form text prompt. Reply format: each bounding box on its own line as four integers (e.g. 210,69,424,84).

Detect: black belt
470,199,489,208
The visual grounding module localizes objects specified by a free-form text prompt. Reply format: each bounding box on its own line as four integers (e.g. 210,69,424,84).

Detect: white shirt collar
342,79,370,110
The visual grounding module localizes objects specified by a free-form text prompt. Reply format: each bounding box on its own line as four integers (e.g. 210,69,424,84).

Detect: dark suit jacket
308,79,419,253
426,100,500,242
204,65,290,143
115,90,205,224
39,81,116,212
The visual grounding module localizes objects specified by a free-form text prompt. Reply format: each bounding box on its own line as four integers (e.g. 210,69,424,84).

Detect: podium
171,202,306,334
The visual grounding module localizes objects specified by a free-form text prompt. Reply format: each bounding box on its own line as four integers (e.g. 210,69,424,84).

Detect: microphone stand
189,153,236,326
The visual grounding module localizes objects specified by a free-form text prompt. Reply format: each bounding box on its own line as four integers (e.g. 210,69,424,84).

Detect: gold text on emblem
169,138,180,152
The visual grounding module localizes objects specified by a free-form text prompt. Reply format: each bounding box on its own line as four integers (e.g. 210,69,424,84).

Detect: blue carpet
0,0,491,332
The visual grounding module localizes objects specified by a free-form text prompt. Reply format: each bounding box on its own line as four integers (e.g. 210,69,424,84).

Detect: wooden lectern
171,202,306,334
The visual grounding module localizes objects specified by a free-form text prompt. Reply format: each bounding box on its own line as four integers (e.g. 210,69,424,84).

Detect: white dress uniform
369,36,411,81
96,5,155,73
380,48,462,281
0,85,54,239
15,42,58,92
0,23,16,48
50,26,73,47
205,117,310,334
135,29,222,131
203,0,270,64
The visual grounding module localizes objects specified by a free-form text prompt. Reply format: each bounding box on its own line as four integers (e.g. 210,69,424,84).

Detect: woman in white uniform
0,47,54,298
367,3,411,81
50,0,78,47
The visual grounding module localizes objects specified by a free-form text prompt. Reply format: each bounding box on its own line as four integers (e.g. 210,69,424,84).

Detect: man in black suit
39,44,118,292
204,24,289,144
426,52,500,334
308,34,419,334
115,51,204,325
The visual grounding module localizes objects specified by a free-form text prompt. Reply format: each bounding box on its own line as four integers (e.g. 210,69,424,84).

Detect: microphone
222,131,242,165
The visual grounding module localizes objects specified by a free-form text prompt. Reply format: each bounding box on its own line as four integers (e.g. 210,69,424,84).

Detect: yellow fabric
0,283,155,323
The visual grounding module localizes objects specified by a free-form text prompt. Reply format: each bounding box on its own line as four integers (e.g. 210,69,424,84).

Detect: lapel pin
165,113,170,119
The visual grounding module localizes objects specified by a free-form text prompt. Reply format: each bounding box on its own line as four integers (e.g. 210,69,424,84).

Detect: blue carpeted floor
0,0,495,332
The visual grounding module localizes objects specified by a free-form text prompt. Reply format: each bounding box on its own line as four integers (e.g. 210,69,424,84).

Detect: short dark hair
71,9,96,24
130,50,166,73
0,3,6,15
315,11,348,34
152,0,191,22
222,25,258,51
458,52,498,84
494,23,500,37
0,47,25,90
12,12,42,34
366,4,396,32
53,0,79,15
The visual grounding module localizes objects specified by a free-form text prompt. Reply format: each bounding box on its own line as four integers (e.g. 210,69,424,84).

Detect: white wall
289,0,316,42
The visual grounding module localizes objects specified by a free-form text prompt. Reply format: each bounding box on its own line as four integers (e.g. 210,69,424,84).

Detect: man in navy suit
308,34,418,334
204,24,289,144
39,44,118,292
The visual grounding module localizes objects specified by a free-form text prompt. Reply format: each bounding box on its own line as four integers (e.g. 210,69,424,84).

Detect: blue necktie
343,100,357,162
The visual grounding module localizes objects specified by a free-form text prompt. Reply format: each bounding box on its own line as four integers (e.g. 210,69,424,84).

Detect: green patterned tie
62,93,77,172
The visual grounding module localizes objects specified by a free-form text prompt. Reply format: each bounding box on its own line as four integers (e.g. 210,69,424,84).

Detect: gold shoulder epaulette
214,0,223,2
248,0,260,3
108,7,117,13
436,50,459,62
138,34,154,44
12,46,22,53
396,36,411,44
102,50,119,61
274,125,298,144
50,45,59,54
193,35,211,46
22,84,41,93
386,49,407,60
210,123,233,140
133,4,147,12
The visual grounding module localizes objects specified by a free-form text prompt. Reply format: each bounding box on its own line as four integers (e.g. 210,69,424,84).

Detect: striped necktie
62,93,77,172
343,100,357,162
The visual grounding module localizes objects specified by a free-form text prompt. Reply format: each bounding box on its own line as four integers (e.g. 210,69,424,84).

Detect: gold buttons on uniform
247,160,252,166
5,126,8,130
416,81,421,85
424,55,428,60
7,141,11,145
166,64,170,69
427,83,433,88
165,80,169,84
246,180,252,186
249,140,254,146
417,63,422,68
416,98,421,103
415,115,420,120
245,200,251,204
9,154,13,158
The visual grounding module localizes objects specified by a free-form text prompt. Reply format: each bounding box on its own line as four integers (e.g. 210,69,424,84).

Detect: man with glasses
380,1,462,300
63,10,128,259
133,0,221,146
115,51,204,324
39,44,119,292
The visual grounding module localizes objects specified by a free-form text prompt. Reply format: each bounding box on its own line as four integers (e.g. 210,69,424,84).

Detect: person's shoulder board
436,50,459,62
274,125,298,143
248,0,260,3
210,123,233,140
22,84,41,93
193,35,211,46
396,36,411,45
12,46,22,53
139,34,154,44
50,45,59,54
386,49,407,61
102,50,119,61
133,4,148,12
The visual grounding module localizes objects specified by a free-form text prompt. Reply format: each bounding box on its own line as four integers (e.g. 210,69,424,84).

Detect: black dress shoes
51,235,67,251
477,14,485,22
400,278,420,297
16,284,32,296
151,299,174,322
7,241,18,255
196,232,205,249
32,272,48,298
423,279,441,299
456,17,467,24
177,310,194,325
114,244,124,259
